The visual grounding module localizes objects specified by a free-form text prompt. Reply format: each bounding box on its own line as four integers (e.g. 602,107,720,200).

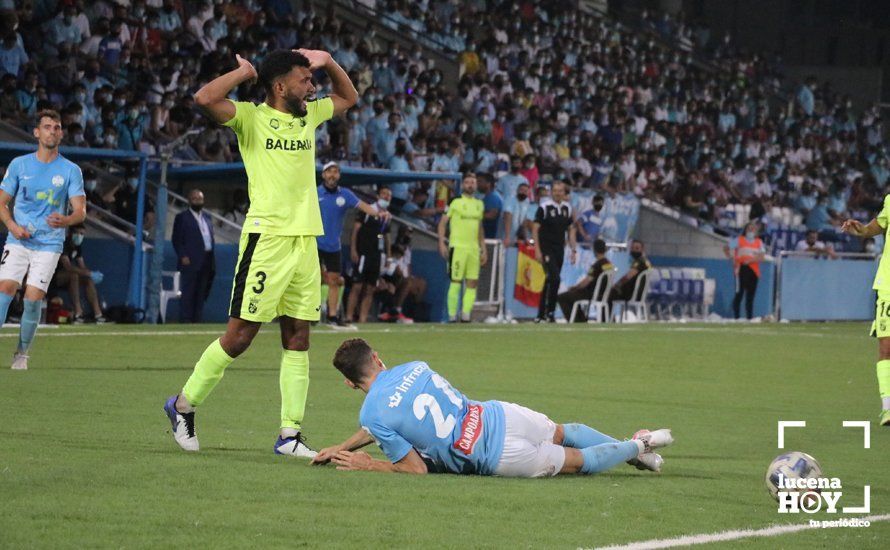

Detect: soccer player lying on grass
312,339,673,476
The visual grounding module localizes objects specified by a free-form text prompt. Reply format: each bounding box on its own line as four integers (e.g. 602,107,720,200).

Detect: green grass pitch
1,323,887,548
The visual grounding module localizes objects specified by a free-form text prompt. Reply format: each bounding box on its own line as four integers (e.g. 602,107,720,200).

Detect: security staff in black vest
532,181,577,323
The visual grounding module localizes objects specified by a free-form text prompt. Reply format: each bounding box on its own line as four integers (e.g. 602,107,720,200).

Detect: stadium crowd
0,0,885,252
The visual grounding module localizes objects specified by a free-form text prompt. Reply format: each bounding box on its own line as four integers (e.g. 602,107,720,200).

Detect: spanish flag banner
514,242,546,307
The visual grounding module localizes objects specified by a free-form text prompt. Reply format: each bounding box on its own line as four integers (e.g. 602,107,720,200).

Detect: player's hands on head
235,54,257,82
331,450,372,471
295,49,332,71
10,223,30,240
311,445,343,465
47,213,67,229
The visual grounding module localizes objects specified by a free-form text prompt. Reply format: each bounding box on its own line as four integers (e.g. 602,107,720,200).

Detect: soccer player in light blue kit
0,109,86,370
314,339,673,476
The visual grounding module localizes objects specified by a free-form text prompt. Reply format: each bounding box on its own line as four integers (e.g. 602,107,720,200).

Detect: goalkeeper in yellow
842,205,890,426
438,173,487,322
163,49,357,456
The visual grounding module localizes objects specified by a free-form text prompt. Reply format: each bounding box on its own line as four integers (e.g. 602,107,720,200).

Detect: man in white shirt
172,189,216,322
795,230,837,259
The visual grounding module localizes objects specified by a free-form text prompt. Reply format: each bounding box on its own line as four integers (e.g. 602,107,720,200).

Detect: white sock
882,396,890,410
633,439,645,455
280,427,299,438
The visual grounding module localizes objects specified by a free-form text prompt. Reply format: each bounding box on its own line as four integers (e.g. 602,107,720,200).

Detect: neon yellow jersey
447,196,483,249
223,98,333,236
875,195,890,290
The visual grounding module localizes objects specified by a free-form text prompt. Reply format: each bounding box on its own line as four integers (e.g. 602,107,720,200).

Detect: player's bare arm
193,54,257,124
312,428,375,465
437,214,450,259
357,200,391,221
532,222,542,261
330,448,428,474
48,195,86,229
842,218,882,239
296,49,357,117
0,190,30,240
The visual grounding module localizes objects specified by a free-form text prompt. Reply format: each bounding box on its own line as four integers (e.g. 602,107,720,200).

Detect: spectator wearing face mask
723,222,764,320
52,225,106,323
477,173,503,239
115,104,145,151
113,171,155,233
502,182,533,246
0,33,27,78
496,155,529,199
577,194,605,244
172,189,216,323
794,229,837,259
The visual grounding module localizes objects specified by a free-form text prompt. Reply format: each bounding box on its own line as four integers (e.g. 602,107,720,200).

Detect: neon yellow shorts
449,246,480,282
871,290,890,338
229,233,321,322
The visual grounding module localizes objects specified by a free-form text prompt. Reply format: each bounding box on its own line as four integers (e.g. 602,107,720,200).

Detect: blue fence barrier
778,256,876,321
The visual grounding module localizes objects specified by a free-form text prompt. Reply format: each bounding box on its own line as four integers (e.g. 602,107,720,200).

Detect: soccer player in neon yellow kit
163,49,357,456
842,208,890,426
437,173,487,322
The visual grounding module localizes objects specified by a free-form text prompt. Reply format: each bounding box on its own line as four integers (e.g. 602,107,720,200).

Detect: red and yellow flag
514,242,546,307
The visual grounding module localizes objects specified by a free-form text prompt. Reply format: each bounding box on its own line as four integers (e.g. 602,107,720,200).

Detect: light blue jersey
360,361,506,475
1,153,84,252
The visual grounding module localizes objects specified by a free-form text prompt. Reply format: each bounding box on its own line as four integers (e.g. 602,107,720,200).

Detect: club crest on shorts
248,298,259,314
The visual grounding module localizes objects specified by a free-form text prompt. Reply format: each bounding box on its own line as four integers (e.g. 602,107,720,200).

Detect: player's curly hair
258,50,310,94
333,338,374,384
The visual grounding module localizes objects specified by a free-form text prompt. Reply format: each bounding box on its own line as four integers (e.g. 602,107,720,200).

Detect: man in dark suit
172,189,216,323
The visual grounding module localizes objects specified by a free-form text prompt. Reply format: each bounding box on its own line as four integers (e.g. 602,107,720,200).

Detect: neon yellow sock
182,339,235,407
447,282,461,318
877,360,890,400
280,350,310,430
462,287,477,314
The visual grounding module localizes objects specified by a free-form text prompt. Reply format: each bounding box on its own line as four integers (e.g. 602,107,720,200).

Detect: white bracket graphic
777,420,806,448
842,420,871,449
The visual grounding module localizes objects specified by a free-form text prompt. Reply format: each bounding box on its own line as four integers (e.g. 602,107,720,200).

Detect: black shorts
353,253,381,284
318,249,342,274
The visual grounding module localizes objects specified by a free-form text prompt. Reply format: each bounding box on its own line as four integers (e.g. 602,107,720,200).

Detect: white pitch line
0,323,862,338
594,514,890,550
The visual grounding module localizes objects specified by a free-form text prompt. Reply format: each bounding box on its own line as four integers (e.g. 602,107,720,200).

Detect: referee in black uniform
532,181,577,323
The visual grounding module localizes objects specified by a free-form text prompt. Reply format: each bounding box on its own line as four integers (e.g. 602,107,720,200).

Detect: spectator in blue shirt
98,19,124,74
0,33,28,77
158,1,183,34
375,112,412,166
50,5,82,48
495,155,529,198
805,194,834,231
577,194,605,243
115,106,144,151
797,77,816,116
502,182,533,246
478,173,503,239
388,138,413,212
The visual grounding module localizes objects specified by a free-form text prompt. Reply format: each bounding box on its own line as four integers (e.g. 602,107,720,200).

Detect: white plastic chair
159,271,182,323
568,269,615,323
614,269,652,323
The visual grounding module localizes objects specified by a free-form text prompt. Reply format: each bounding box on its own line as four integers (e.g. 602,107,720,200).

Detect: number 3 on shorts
253,271,266,294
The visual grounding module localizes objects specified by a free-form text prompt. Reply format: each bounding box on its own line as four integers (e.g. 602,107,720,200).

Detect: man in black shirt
557,239,614,322
52,225,106,323
532,181,577,322
609,239,652,306
346,187,391,323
